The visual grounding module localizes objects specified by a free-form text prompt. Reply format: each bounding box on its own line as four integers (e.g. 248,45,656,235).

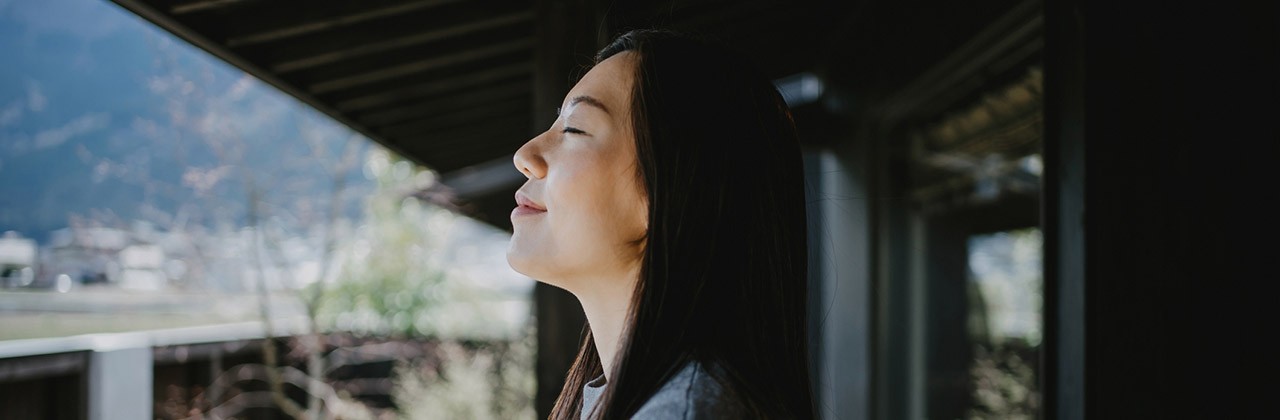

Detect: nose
513,132,547,179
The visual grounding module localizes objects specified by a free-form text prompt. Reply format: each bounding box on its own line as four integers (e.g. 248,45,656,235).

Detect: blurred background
0,0,1272,419
0,0,535,418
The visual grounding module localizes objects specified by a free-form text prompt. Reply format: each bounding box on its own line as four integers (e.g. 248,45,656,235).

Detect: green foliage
309,149,535,418
393,331,536,420
966,341,1040,420
314,150,449,337
966,228,1043,419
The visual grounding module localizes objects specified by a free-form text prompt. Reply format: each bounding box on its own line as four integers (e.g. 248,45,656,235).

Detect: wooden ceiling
108,0,1034,230
108,0,845,229
112,0,538,174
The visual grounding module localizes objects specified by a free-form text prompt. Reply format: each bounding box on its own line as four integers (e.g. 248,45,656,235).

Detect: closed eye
562,126,587,135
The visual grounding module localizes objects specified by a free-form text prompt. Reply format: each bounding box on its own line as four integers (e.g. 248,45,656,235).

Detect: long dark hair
549,29,813,419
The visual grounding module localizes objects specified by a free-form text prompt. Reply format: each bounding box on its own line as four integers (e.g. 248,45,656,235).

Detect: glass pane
1,0,534,418
895,65,1043,420
967,228,1042,419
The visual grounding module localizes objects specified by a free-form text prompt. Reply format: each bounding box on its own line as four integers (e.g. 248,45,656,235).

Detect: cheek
551,158,645,252
550,162,617,236
609,175,648,241
507,145,646,283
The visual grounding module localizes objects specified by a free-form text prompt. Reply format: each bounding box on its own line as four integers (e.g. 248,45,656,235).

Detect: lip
512,191,547,219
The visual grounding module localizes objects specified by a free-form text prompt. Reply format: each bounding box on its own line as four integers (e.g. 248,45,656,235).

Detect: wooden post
1044,0,1276,417
1042,0,1085,417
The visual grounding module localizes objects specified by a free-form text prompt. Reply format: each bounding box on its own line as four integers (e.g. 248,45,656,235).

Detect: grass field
0,288,303,341
0,312,247,341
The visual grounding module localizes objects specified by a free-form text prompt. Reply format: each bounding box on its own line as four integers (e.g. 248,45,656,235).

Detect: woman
508,29,812,419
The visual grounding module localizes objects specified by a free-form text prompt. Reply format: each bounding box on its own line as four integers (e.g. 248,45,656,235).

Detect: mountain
0,0,377,245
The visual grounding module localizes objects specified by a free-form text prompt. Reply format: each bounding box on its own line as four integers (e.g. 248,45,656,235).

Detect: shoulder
632,360,747,420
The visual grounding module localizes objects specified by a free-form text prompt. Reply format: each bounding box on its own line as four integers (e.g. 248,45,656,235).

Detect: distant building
0,231,37,288
119,243,165,291
43,225,172,291
46,227,129,288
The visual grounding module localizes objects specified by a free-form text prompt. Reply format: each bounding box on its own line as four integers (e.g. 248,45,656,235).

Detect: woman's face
507,52,648,292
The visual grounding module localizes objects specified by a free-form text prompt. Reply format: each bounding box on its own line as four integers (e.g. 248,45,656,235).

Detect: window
876,65,1044,420
1,1,533,418
967,228,1042,418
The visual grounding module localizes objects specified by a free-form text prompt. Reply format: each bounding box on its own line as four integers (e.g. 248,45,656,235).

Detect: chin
506,244,545,278
505,243,531,273
505,247,576,292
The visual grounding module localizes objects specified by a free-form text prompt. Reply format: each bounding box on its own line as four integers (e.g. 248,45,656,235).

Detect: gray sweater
580,361,746,419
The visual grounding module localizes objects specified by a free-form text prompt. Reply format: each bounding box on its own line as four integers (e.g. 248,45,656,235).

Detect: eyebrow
557,95,611,116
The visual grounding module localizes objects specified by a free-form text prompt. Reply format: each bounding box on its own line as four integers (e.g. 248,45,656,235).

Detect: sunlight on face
507,52,648,293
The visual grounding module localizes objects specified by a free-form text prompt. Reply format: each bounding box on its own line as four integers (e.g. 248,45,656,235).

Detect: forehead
563,52,637,116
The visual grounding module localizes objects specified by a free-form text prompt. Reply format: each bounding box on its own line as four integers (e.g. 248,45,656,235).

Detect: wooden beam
224,0,464,47
438,153,526,198
878,0,1043,122
308,39,534,95
271,11,535,73
390,116,529,151
377,99,528,139
355,82,529,127
425,132,530,163
332,64,530,112
170,0,252,15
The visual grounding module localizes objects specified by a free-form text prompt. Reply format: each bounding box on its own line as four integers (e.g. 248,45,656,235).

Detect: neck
573,265,640,382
